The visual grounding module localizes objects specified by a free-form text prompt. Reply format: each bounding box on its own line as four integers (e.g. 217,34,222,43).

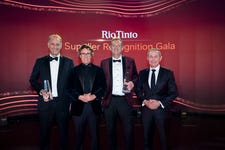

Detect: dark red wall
1,0,225,114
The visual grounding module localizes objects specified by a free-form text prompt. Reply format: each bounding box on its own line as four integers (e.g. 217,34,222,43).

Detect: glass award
43,80,53,100
122,72,131,93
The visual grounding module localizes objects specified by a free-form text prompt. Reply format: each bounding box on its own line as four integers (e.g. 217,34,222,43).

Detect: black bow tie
82,63,92,68
49,57,58,61
113,59,121,63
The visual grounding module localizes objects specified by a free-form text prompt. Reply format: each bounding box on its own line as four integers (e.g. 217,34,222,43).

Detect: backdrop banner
1,0,225,116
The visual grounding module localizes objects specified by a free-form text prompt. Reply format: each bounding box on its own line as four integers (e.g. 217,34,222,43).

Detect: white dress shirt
112,56,124,96
142,65,164,108
148,65,160,88
49,54,60,97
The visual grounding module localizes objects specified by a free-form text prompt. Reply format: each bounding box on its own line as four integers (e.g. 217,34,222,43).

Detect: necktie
49,57,58,61
151,69,156,89
113,59,121,63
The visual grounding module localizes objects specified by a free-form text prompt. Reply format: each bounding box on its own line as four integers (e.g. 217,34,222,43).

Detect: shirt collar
150,65,160,72
49,54,60,59
112,55,122,60
81,63,92,68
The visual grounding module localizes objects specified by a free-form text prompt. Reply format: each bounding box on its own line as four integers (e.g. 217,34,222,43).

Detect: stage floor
1,113,225,150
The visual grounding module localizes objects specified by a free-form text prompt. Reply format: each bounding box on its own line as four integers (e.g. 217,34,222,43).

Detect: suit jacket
29,55,74,112
69,63,106,116
100,56,138,108
136,67,178,109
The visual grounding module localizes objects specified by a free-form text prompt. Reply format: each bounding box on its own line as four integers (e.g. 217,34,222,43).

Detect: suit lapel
156,67,164,88
57,56,64,86
77,64,96,93
145,69,151,91
122,56,126,79
89,65,96,91
77,65,85,91
45,56,51,81
109,58,112,79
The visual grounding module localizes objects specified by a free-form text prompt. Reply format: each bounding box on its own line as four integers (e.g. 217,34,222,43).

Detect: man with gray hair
30,34,74,150
101,37,138,150
136,48,178,150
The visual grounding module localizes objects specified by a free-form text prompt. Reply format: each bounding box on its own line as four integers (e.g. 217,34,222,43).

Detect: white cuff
159,101,164,109
39,90,43,96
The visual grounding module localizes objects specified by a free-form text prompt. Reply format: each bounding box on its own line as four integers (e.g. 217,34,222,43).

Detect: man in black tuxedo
136,48,178,150
101,37,138,150
68,44,106,150
29,34,74,150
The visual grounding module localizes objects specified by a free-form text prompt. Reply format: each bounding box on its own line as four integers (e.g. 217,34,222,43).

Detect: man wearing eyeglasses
68,44,106,150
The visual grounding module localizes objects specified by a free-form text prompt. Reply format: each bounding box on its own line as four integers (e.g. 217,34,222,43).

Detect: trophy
122,72,131,93
43,80,53,100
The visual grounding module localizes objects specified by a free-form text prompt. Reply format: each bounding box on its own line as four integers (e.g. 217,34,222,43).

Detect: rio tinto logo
102,30,138,39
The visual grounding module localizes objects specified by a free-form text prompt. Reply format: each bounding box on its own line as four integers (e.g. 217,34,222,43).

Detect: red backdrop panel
1,0,225,115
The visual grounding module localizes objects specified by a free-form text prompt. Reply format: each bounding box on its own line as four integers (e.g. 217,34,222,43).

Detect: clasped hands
79,93,96,103
143,99,161,110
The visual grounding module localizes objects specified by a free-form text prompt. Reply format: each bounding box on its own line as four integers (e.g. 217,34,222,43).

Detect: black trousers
72,103,100,150
104,96,134,150
142,107,168,150
39,98,69,150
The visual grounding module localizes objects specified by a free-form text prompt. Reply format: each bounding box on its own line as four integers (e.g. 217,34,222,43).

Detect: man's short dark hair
78,44,94,56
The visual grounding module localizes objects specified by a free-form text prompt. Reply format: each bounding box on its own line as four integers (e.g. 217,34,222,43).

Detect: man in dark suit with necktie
136,48,178,150
29,34,74,150
68,44,106,150
101,37,138,150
